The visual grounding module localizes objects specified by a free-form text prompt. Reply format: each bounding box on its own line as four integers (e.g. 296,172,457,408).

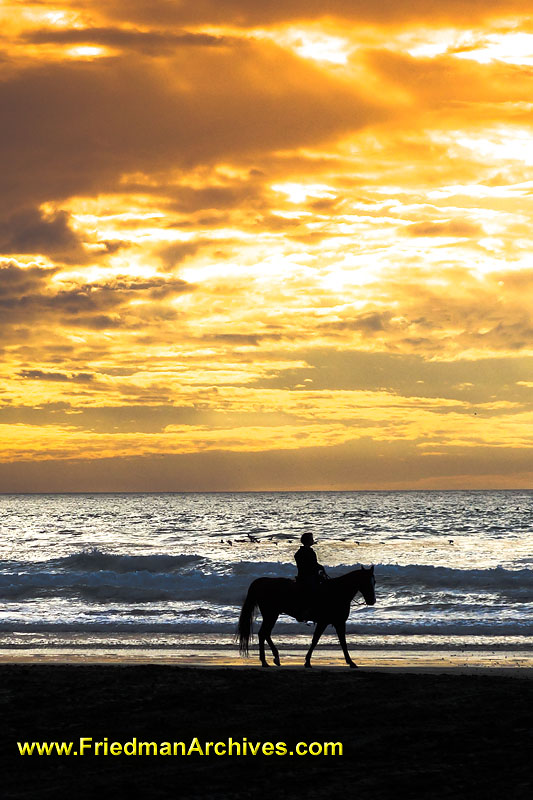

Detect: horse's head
358,565,376,605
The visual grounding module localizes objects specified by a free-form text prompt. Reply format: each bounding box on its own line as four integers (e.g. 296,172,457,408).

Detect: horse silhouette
237,565,376,668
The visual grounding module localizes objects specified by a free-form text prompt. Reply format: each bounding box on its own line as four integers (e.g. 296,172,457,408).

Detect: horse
237,565,376,668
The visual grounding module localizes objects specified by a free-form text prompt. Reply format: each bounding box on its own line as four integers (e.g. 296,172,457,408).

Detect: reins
350,572,374,607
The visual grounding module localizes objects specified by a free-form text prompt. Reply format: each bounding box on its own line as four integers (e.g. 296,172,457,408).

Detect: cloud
0,40,386,212
0,207,84,260
0,402,296,433
92,0,529,27
201,333,266,346
23,27,231,54
158,241,205,268
320,311,395,335
168,184,265,213
405,220,482,237
0,263,194,334
365,48,533,117
0,262,58,298
0,438,531,492
252,348,533,406
18,370,95,382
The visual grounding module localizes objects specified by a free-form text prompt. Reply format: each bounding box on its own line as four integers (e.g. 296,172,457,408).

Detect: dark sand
3,665,532,799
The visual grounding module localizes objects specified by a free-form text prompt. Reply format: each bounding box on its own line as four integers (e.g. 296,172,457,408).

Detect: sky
1,0,533,492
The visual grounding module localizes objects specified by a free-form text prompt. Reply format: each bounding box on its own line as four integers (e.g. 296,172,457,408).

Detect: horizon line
1,488,531,495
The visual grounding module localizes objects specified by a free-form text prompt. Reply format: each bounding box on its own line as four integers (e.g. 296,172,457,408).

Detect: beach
4,663,532,799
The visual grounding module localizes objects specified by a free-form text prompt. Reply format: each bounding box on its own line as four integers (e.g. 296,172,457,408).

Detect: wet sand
3,664,532,799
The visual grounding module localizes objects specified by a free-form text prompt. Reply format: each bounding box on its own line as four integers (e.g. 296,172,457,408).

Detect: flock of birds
219,532,368,547
220,533,456,547
221,532,277,546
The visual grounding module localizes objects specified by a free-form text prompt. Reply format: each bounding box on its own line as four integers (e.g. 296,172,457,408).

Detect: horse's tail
236,581,259,656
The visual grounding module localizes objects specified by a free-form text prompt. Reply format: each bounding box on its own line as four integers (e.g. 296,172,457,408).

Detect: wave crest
1,552,531,603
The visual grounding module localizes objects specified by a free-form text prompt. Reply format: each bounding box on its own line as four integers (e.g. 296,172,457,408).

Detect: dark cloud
0,403,295,433
252,348,533,406
95,0,529,27
0,41,386,211
365,49,533,114
0,438,531,492
62,314,123,330
405,220,482,238
18,370,95,382
0,264,194,332
97,240,129,255
0,262,57,298
23,27,231,54
309,197,342,212
259,214,303,231
200,333,261,346
462,319,533,353
168,184,265,213
320,312,395,335
0,207,84,260
101,276,193,299
158,241,204,268
0,403,199,431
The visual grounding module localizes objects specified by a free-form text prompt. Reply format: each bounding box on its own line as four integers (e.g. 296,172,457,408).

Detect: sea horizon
1,487,531,495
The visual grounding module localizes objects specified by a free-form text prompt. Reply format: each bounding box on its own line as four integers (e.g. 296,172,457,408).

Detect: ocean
1,491,532,666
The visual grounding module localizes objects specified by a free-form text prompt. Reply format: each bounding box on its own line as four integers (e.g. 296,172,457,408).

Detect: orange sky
1,0,533,491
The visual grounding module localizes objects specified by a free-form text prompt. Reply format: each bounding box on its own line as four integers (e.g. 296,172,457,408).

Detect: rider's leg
298,586,316,622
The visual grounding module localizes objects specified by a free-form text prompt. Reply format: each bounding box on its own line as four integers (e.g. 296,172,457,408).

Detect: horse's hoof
304,662,312,669
348,661,358,669
273,657,281,666
261,662,270,668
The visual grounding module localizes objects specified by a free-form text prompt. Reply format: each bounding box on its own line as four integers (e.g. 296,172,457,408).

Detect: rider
294,532,327,620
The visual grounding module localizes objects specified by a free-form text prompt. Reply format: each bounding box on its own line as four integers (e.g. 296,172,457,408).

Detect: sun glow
293,32,351,64
454,33,533,66
271,183,336,203
456,129,533,166
66,45,110,59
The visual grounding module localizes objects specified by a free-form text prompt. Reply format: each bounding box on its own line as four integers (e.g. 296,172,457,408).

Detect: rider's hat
300,531,315,545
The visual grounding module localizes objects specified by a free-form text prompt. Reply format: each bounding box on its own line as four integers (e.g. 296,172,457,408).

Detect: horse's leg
258,615,276,668
266,615,280,666
334,620,357,668
258,622,268,667
304,621,327,668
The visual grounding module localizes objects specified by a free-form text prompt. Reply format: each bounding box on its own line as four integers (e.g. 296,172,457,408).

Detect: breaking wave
0,549,531,604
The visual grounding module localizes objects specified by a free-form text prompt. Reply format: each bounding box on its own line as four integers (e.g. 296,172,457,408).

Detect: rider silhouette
294,532,327,620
